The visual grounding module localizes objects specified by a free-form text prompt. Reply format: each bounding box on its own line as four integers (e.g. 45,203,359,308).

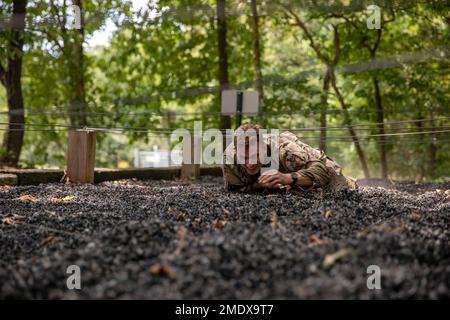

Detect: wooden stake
181,133,201,179
67,129,96,183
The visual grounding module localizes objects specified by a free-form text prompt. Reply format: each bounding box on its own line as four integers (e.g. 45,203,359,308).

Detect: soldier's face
243,147,261,175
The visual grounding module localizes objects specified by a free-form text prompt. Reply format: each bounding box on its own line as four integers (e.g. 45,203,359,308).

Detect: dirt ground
0,177,449,299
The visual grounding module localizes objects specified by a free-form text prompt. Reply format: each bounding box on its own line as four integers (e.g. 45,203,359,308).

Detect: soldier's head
233,123,265,175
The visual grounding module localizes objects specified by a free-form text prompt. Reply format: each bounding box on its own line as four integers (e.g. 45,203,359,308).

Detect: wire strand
1,107,449,118
1,117,449,133
0,126,449,141
1,127,448,146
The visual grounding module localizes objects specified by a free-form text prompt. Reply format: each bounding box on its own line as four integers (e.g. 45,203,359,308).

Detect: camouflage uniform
222,131,357,192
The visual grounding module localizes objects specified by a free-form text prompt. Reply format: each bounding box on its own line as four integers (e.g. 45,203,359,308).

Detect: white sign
221,90,259,116
134,148,182,168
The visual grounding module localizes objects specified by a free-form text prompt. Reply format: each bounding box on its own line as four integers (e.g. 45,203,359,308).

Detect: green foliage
1,0,448,180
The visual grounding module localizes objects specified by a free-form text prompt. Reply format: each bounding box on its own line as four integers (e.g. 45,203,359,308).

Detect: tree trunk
330,72,371,179
319,66,331,152
0,0,27,168
68,0,87,127
373,76,388,179
250,0,264,121
216,0,231,131
367,30,387,179
285,16,369,176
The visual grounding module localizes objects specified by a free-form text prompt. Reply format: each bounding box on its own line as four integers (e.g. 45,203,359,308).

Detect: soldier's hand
258,170,293,189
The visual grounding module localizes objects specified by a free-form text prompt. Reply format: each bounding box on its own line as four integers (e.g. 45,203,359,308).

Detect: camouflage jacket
222,131,357,192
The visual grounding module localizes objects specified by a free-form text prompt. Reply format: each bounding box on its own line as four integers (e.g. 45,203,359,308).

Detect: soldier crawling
222,123,357,192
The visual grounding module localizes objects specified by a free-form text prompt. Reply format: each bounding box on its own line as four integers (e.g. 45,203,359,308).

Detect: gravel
0,177,449,299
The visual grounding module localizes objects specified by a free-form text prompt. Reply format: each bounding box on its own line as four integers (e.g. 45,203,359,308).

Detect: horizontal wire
0,127,448,146
1,107,449,117
0,126,449,141
0,127,450,140
97,132,450,145
1,117,449,133
2,124,450,134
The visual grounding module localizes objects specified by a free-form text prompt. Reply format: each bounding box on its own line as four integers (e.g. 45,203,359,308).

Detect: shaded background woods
0,0,449,181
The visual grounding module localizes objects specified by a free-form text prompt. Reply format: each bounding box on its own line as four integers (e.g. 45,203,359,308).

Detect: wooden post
67,129,96,183
181,133,201,179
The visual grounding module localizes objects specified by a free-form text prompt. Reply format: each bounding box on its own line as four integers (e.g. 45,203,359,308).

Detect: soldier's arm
294,160,331,189
280,140,331,189
222,163,245,191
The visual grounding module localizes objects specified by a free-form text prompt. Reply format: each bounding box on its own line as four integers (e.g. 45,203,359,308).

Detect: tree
249,0,264,119
331,10,396,179
216,0,231,131
283,7,371,178
68,0,87,127
44,0,87,127
0,0,27,167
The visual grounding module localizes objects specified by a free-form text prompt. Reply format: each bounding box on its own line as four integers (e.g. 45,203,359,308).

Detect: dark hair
236,123,265,132
233,123,265,147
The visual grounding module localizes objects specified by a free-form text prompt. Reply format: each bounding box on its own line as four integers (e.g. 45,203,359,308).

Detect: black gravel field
0,177,449,299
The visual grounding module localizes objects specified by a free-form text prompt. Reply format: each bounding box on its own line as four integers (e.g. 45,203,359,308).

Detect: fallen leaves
322,248,353,268
168,207,184,219
291,218,305,226
265,194,278,198
2,214,24,225
174,225,187,256
270,210,279,229
308,234,327,246
357,222,404,237
2,217,20,225
221,206,231,219
14,193,76,204
436,189,450,200
409,212,422,221
50,195,76,203
149,264,176,279
178,225,187,242
212,219,227,229
0,185,12,192
40,236,61,247
324,209,334,219
373,223,404,234
176,212,185,221
202,190,219,200
15,195,38,203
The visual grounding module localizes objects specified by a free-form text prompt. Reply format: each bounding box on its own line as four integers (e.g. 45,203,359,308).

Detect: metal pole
236,91,243,128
